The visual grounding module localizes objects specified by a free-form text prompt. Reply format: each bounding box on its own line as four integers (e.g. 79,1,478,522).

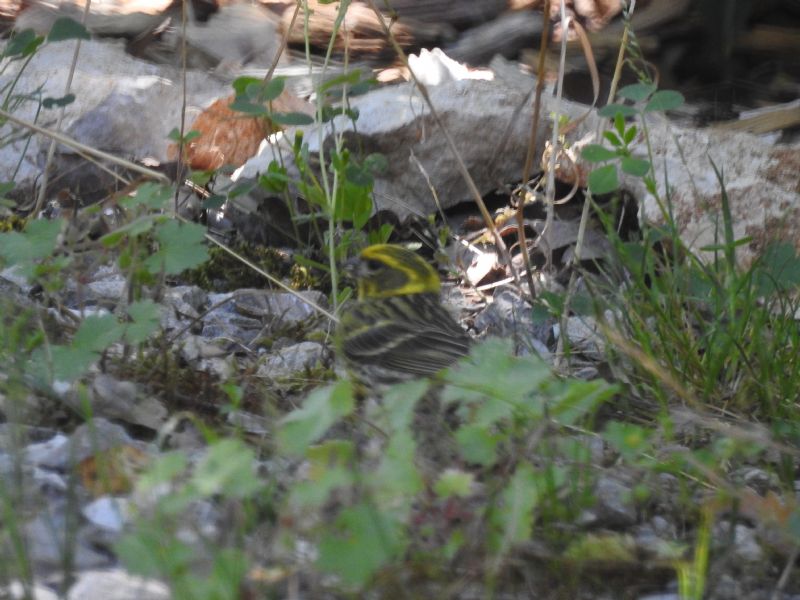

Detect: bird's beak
341,256,365,300
342,256,360,281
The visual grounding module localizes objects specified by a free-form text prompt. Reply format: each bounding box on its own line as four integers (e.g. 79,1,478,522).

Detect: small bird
337,244,471,385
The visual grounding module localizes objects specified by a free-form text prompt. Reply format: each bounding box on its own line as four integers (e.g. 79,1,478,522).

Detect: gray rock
735,466,780,492
25,434,70,468
179,335,230,362
708,574,742,600
23,512,111,572
87,375,168,431
163,286,208,317
473,287,553,357
85,271,127,304
160,291,206,335
714,522,764,563
235,54,600,219
30,467,69,495
635,113,800,267
632,523,682,561
592,474,637,527
233,289,327,327
227,410,269,436
180,2,282,69
0,39,230,205
33,418,139,470
563,316,605,360
200,292,264,341
0,389,53,426
177,335,237,379
257,341,326,380
0,266,34,294
650,515,676,539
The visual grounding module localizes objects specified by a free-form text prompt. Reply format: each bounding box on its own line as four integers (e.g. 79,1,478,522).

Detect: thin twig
0,109,170,184
772,545,799,600
172,0,189,214
515,0,552,301
33,0,93,215
543,2,570,272
263,1,300,85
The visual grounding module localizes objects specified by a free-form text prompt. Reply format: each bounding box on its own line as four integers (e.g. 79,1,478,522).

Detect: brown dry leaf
168,95,268,171
77,445,151,497
168,90,314,170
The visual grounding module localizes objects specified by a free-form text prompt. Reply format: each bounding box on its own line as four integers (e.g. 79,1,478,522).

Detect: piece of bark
282,1,414,56
379,0,508,27
262,0,506,27
445,10,544,65
15,0,173,36
735,25,800,54
0,0,22,24
713,100,800,135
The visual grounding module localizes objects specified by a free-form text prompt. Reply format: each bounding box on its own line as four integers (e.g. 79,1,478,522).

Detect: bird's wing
343,316,469,377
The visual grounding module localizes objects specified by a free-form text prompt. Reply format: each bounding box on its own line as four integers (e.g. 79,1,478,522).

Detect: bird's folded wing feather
343,318,469,376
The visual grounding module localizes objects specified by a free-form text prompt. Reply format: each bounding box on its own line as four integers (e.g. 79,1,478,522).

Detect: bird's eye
365,259,383,272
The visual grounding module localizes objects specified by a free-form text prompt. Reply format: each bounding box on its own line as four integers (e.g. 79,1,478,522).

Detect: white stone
257,341,325,380
630,116,800,266
66,569,169,600
82,496,130,532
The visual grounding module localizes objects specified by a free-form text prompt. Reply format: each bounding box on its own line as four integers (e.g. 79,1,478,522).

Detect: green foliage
444,338,614,435
3,29,44,59
277,380,355,455
487,462,539,554
583,84,684,195
316,503,406,588
46,17,91,42
45,314,124,382
144,220,208,275
271,339,613,590
117,440,264,599
675,508,711,600
227,66,387,304
0,180,208,390
433,468,474,498
167,127,200,145
100,183,209,292
566,67,800,594
0,218,63,278
184,242,291,292
598,206,800,421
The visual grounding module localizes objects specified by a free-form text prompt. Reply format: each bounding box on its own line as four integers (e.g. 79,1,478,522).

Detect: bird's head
348,244,441,300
